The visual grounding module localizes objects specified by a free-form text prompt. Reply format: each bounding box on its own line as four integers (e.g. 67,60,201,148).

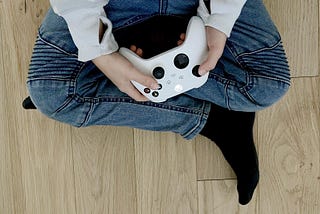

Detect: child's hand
198,26,227,75
93,52,159,101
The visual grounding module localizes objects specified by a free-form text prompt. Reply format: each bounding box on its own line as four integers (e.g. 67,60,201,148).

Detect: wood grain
72,126,137,214
198,180,257,214
1,1,75,214
195,135,235,180
20,117,76,214
134,130,198,214
0,0,319,213
257,78,320,213
264,0,319,77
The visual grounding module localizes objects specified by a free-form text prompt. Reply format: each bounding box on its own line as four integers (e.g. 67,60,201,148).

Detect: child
27,0,290,205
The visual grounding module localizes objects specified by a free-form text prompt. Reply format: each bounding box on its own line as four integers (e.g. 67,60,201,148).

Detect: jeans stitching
72,92,207,115
112,14,157,31
237,40,291,84
250,74,291,85
38,33,78,57
229,39,290,105
224,80,231,110
236,39,283,58
80,102,95,127
54,96,74,114
27,36,86,121
181,101,210,138
28,35,83,83
226,44,246,70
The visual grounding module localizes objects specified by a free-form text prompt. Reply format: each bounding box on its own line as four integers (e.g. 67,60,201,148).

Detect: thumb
198,49,221,75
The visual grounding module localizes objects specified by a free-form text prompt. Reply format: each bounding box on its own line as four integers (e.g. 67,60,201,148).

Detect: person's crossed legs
116,18,259,205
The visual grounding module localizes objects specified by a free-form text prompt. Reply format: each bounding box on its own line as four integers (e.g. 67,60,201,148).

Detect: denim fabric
27,0,290,139
105,0,198,29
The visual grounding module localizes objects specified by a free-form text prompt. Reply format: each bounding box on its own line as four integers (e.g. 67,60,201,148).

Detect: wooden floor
0,0,319,213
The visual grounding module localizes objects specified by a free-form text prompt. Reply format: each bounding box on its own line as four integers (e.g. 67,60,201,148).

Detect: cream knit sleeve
197,0,247,37
49,0,118,62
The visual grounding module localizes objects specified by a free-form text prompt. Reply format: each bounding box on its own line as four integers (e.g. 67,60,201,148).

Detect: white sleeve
197,0,247,37
49,0,118,62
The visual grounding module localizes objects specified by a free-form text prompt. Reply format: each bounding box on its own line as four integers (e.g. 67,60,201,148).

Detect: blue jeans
27,0,290,139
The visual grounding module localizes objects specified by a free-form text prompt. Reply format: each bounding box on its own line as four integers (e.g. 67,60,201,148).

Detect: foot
200,104,259,205
237,168,259,205
129,33,186,58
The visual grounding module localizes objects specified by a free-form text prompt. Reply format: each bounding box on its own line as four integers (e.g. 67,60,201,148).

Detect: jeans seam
112,14,191,32
224,80,231,110
38,32,78,57
71,93,206,115
225,39,291,88
181,101,210,139
54,96,74,114
251,74,291,86
70,63,87,95
236,39,291,85
80,102,95,127
226,38,291,107
52,63,88,119
113,14,157,31
242,89,261,107
236,39,283,58
226,44,246,71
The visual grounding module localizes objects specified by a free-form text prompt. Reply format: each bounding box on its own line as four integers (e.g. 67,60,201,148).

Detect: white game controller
119,16,208,102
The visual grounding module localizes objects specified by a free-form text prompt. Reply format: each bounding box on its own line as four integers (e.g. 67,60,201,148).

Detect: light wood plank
0,0,49,85
0,60,18,213
195,135,235,180
1,0,319,213
1,1,76,213
134,130,198,214
72,126,137,214
26,0,50,28
0,3,17,213
198,180,258,214
257,78,320,214
264,0,319,77
20,116,76,214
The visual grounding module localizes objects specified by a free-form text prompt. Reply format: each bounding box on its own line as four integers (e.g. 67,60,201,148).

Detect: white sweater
50,0,246,62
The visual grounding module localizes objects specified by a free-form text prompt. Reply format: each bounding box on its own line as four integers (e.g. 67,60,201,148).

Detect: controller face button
152,91,159,97
174,84,184,92
144,88,151,94
153,67,165,79
158,84,163,90
174,54,189,69
192,65,201,77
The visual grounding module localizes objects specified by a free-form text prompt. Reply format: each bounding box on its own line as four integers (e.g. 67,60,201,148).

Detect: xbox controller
119,16,208,102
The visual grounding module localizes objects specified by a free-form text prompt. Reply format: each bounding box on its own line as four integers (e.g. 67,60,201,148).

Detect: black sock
22,96,37,110
200,104,259,205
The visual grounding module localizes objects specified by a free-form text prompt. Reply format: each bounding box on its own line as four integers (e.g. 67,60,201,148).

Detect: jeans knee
246,77,290,110
27,35,83,120
27,80,71,118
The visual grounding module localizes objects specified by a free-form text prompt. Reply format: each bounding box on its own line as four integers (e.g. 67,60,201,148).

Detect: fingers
124,84,150,102
124,66,159,102
130,68,159,90
198,27,227,75
116,75,151,102
130,45,143,57
198,49,222,75
177,33,186,46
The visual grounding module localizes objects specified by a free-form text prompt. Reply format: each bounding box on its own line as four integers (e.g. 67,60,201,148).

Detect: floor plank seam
197,178,237,182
